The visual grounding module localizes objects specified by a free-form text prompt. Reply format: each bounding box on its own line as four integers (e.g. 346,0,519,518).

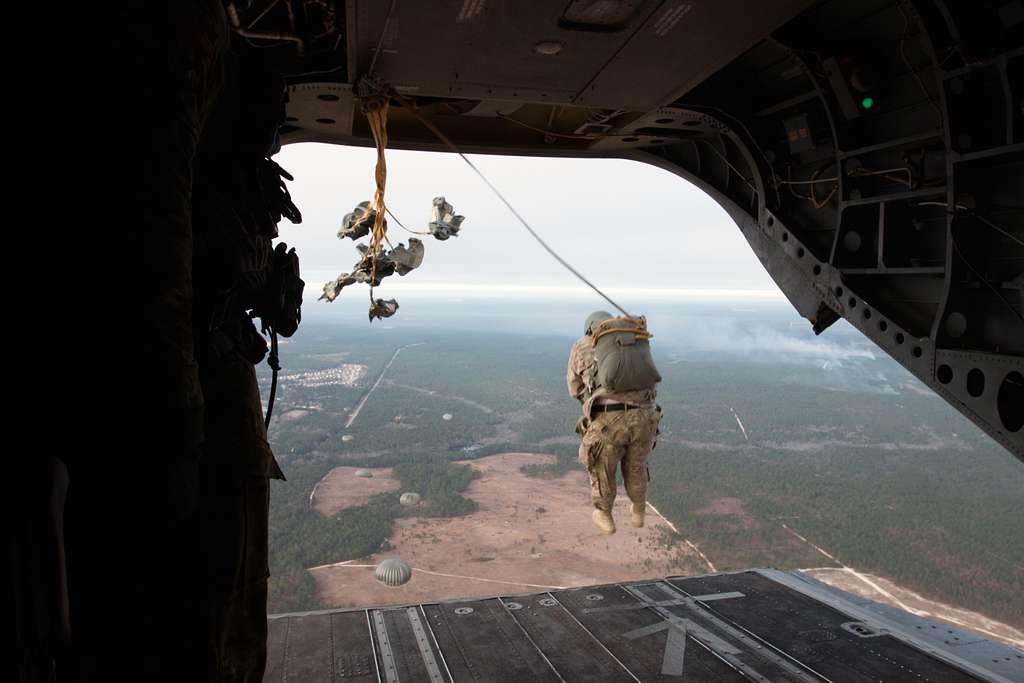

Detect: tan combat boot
592,509,616,535
631,503,645,528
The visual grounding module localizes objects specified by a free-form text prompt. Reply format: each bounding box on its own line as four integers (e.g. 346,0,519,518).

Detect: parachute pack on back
590,316,661,393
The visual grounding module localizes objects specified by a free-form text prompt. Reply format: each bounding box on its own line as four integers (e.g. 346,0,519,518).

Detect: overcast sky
274,143,783,315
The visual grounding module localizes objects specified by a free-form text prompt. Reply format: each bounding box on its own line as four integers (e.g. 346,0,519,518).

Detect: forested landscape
263,314,1023,628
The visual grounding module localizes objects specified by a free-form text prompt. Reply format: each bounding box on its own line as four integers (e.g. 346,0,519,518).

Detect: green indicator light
861,97,874,109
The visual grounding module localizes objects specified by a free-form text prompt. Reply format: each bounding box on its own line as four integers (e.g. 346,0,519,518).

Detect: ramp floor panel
265,569,1021,682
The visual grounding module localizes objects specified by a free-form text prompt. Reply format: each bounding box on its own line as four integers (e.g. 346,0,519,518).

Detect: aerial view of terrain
263,300,1024,648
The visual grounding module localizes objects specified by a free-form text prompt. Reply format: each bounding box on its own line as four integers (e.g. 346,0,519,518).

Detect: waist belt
589,403,626,413
593,402,653,413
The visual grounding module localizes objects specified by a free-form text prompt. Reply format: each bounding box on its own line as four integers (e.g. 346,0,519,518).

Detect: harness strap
264,328,280,428
590,317,653,345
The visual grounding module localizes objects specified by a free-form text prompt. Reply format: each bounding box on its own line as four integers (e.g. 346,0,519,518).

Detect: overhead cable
389,90,634,318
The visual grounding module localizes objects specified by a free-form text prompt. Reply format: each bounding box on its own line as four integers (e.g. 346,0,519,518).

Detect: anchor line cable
390,91,633,318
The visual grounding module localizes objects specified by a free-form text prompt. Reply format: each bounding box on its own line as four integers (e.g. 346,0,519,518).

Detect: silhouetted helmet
585,310,613,335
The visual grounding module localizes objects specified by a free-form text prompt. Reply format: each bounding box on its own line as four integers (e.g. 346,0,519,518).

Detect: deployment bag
590,316,661,393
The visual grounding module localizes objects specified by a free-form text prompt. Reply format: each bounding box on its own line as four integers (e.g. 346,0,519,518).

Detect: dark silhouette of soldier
25,4,301,681
193,51,302,681
56,2,230,680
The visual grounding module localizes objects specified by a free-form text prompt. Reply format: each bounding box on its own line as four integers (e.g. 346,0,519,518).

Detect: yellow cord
354,98,390,301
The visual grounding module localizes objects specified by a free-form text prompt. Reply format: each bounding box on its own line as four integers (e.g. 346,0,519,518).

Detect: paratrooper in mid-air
568,311,663,535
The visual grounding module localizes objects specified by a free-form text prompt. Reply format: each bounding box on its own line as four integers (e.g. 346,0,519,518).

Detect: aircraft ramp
266,569,1022,682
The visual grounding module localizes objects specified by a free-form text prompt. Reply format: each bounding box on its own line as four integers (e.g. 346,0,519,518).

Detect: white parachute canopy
442,413,453,421
354,469,373,478
341,434,354,443
375,558,413,587
399,492,422,506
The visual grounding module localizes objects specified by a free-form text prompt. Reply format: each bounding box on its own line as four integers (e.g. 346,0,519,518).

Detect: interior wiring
950,235,1024,323
916,202,1024,249
896,2,944,124
695,139,758,192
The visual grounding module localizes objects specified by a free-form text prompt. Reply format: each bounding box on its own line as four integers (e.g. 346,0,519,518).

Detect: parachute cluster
320,197,466,321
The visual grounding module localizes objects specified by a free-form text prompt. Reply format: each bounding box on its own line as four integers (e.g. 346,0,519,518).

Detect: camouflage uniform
193,52,291,683
567,337,662,513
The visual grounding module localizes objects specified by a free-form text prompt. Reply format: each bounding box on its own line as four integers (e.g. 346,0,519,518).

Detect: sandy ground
311,466,400,517
804,568,1024,650
309,453,705,608
305,458,1023,651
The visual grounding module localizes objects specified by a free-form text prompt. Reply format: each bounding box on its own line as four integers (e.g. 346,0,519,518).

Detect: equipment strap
264,328,280,428
590,317,653,345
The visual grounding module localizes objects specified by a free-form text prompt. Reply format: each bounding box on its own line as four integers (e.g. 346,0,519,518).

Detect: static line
394,91,633,318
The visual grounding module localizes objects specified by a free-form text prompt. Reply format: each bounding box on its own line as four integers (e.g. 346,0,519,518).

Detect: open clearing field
309,453,706,608
311,466,399,516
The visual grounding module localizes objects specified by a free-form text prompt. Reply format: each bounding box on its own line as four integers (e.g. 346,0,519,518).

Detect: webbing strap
591,317,653,345
264,328,280,428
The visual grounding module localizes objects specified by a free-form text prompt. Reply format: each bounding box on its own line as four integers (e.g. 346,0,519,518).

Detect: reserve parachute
590,316,661,393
